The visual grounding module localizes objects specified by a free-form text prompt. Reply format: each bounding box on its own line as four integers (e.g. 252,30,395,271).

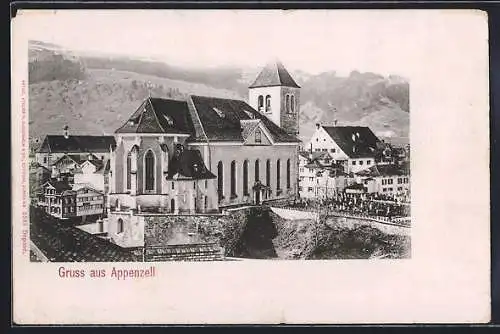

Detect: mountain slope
28,40,410,145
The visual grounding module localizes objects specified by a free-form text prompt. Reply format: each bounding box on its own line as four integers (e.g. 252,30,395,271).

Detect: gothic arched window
276,159,281,191
243,160,249,196
255,159,260,182
144,150,155,192
285,95,290,113
265,95,271,113
230,160,237,197
286,159,291,189
117,218,124,234
266,159,271,187
171,199,175,213
126,151,132,190
291,95,295,113
217,161,224,200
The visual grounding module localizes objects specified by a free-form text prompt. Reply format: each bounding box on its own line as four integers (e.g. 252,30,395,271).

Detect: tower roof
249,61,300,89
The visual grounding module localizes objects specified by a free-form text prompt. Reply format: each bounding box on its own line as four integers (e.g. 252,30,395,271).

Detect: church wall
191,143,299,207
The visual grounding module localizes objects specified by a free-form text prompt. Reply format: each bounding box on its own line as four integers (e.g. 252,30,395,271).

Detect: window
170,199,175,213
316,138,319,142
388,188,393,191
308,187,313,192
309,177,314,181
352,161,356,165
286,159,291,189
193,181,196,189
126,151,132,190
172,182,175,190
322,149,327,152
258,95,264,111
285,95,290,113
205,180,208,189
255,129,262,143
299,186,303,191
383,188,387,192
315,149,320,152
330,149,336,153
144,150,155,192
367,160,371,165
291,95,295,113
263,160,270,188
299,167,304,173
265,95,271,113
243,160,249,196
230,160,237,197
255,160,260,181
388,179,393,185
117,218,124,234
398,187,403,191
43,157,47,164
359,161,364,165
397,178,402,184
217,161,224,200
276,159,281,191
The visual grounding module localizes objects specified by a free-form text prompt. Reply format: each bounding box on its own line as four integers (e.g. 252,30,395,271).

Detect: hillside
28,40,410,145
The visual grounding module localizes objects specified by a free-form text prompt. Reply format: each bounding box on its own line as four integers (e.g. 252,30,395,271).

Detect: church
106,61,302,247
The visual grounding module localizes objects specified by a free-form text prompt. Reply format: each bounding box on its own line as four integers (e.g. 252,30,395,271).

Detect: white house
73,158,110,193
355,163,410,196
305,124,381,174
298,151,348,199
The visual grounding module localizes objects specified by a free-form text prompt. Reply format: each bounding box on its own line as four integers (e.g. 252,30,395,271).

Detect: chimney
334,120,338,126
63,125,69,139
315,123,321,129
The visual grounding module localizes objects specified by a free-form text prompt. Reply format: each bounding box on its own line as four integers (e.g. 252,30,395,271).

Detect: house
305,124,381,174
73,158,110,193
355,163,410,195
106,61,302,248
73,184,105,218
37,179,76,219
36,126,115,169
298,151,348,199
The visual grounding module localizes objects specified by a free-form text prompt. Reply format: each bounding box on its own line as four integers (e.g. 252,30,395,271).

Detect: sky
16,9,453,77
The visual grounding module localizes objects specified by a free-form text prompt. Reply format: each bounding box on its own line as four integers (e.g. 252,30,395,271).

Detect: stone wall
143,208,251,257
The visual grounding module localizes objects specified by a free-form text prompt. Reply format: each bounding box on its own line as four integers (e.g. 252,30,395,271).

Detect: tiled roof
30,206,139,262
355,164,410,177
189,95,300,143
43,179,72,193
38,136,116,154
167,149,216,180
249,61,300,88
115,98,195,135
322,126,380,158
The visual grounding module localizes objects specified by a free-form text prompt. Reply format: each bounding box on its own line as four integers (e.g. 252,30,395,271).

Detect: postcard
11,9,490,324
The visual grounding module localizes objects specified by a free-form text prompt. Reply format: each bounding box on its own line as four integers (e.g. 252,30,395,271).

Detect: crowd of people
286,191,411,220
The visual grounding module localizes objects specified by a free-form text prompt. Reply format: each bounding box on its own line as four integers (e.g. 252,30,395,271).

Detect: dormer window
213,107,225,119
255,129,262,143
244,110,254,119
163,114,174,126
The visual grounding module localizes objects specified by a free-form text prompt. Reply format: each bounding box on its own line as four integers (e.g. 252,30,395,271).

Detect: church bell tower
248,60,300,137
